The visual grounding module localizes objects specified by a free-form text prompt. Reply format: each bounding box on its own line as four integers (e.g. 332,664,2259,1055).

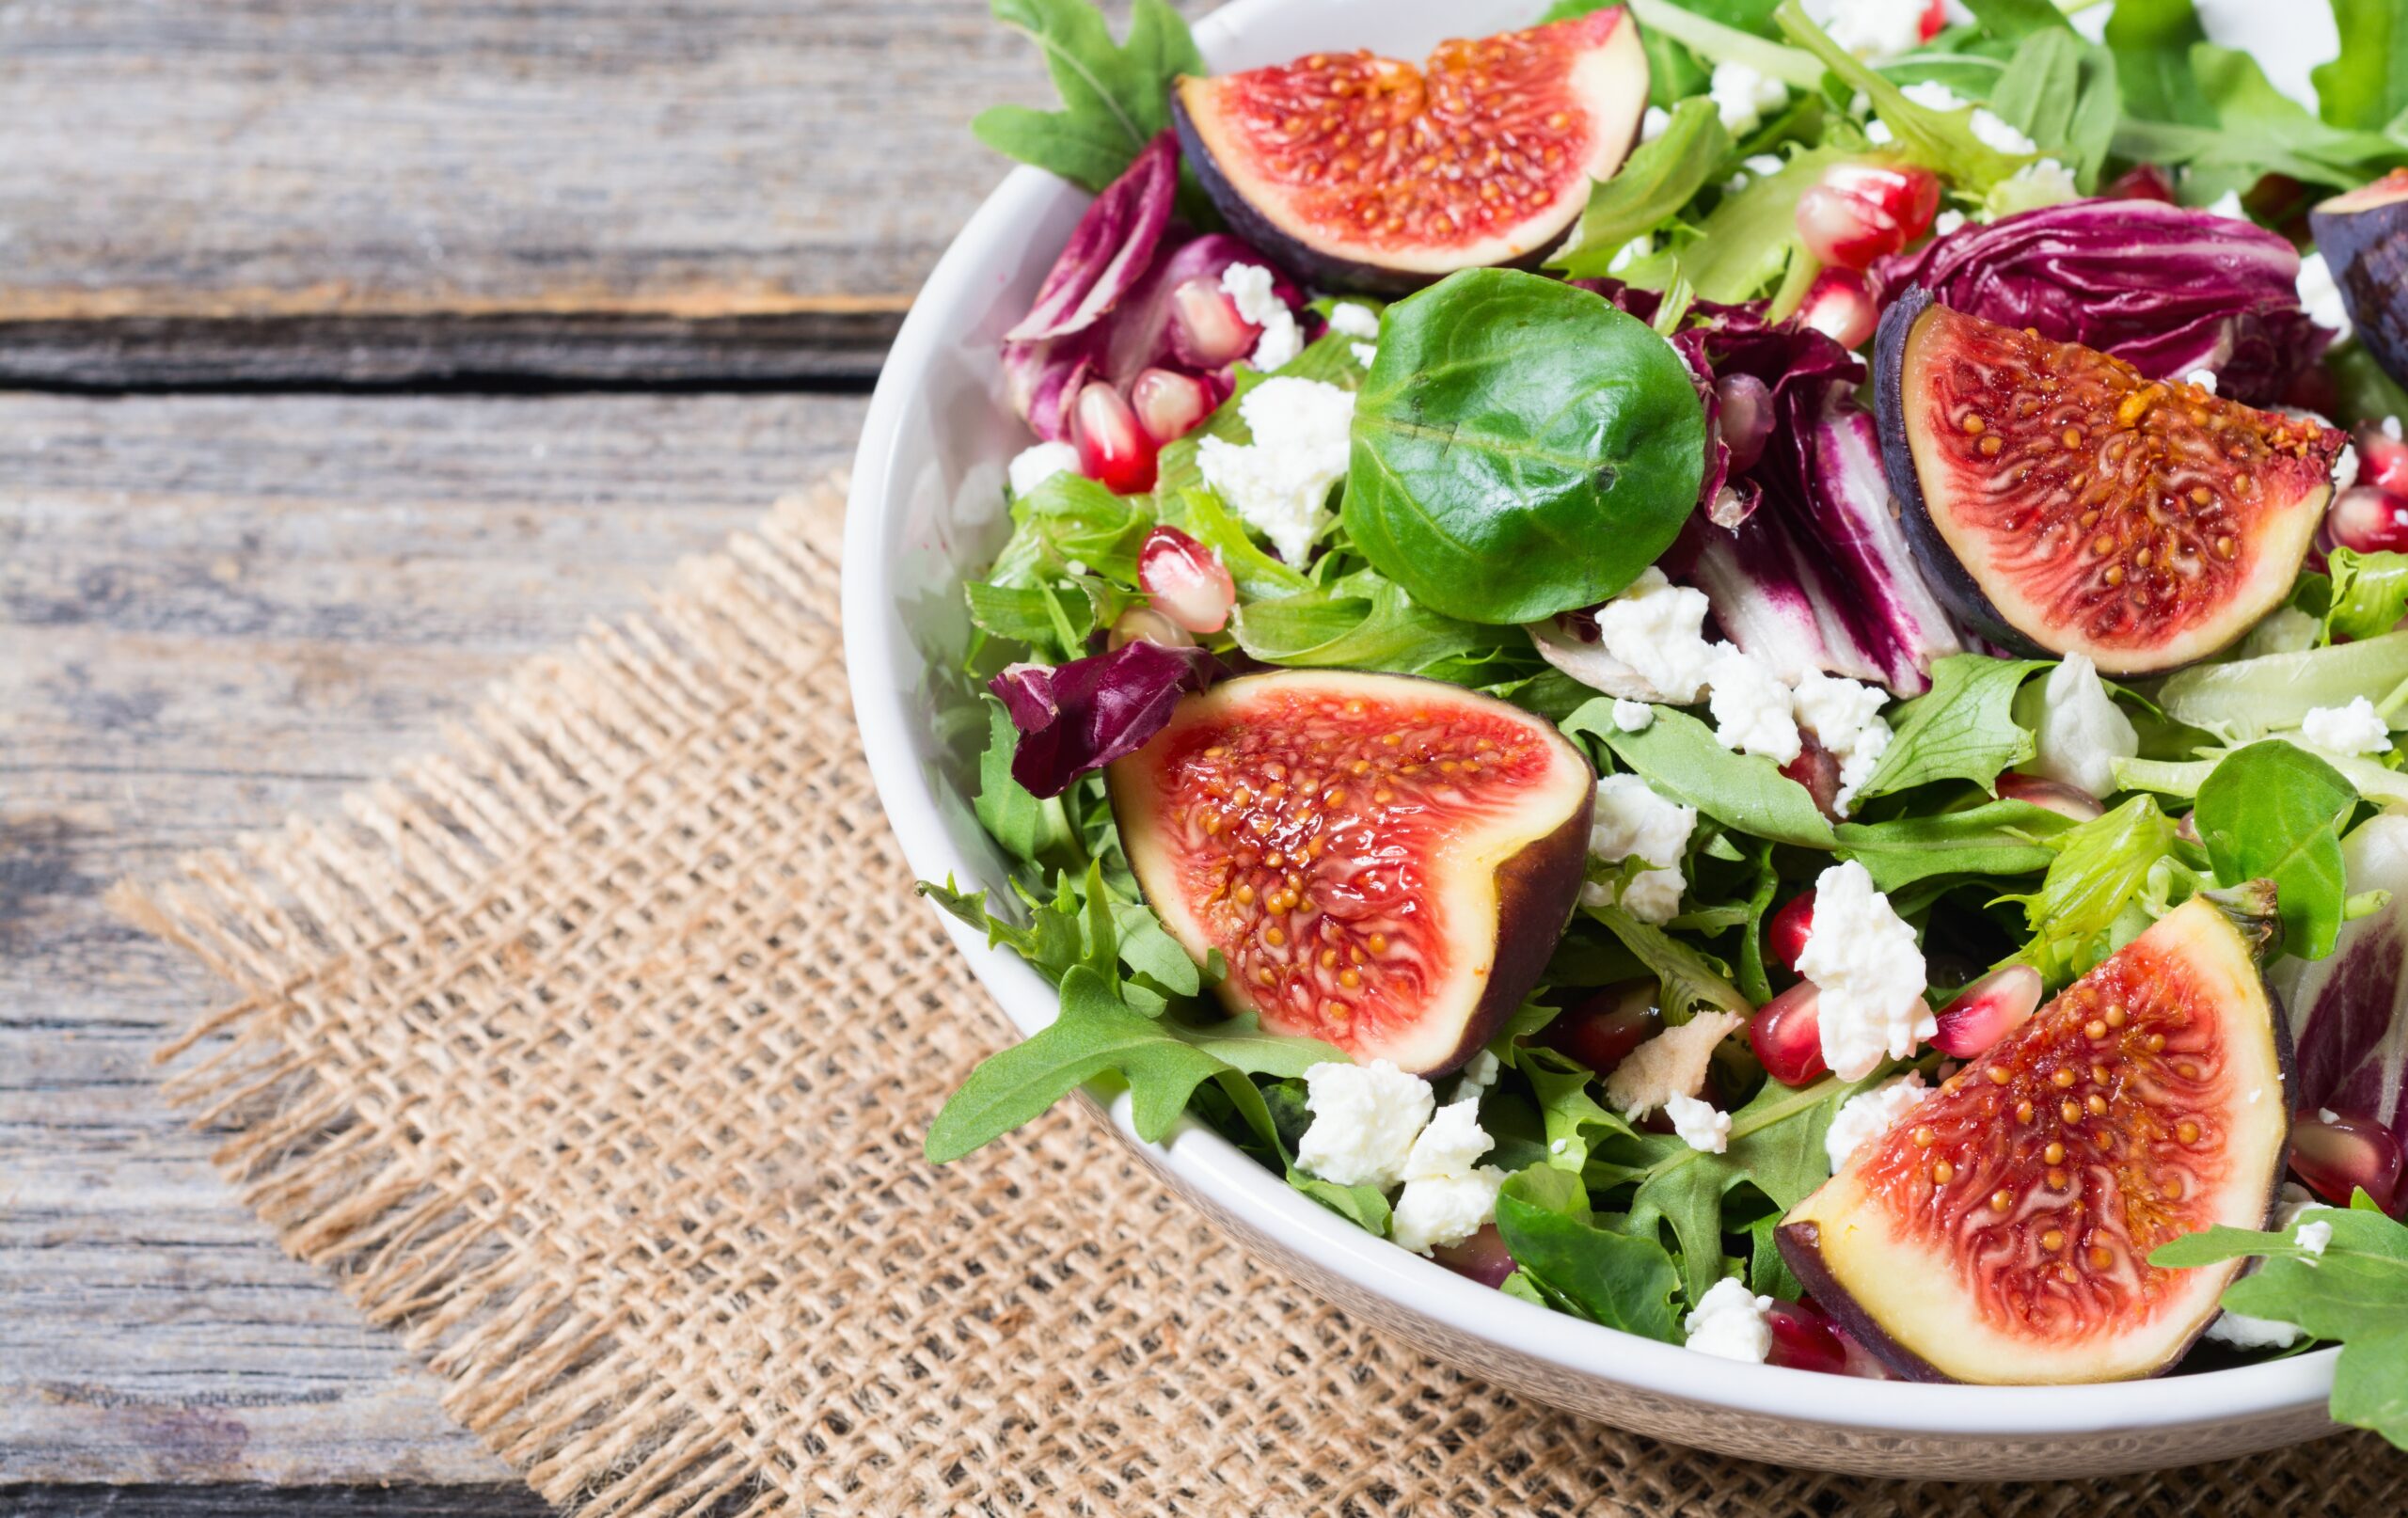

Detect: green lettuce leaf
970,0,1202,192
1569,702,1838,849
1551,99,1733,278
1856,656,2049,801
2194,741,2359,959
1494,1166,1684,1342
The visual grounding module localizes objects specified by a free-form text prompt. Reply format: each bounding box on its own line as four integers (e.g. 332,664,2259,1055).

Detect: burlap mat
115,480,2401,1514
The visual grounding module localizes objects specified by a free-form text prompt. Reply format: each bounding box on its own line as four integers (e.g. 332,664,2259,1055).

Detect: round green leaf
1341,270,1707,625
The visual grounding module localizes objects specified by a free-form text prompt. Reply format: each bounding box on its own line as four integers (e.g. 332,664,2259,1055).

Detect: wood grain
0,0,1112,384
0,389,868,1485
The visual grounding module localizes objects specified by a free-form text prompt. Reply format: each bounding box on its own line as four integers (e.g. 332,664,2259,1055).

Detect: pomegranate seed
1781,736,1844,821
1765,1299,1850,1375
1996,772,2105,822
1751,980,1829,1087
1794,163,1941,270
1168,276,1259,368
2103,164,2178,203
1130,367,1212,445
1136,524,1236,634
1107,604,1195,651
1830,1316,1893,1379
1545,980,1660,1075
2327,486,2408,554
1797,267,1878,350
2356,425,2408,497
1766,892,1815,975
2291,1110,2407,1214
1918,0,1947,41
1432,1223,1516,1288
1930,965,2043,1058
1070,381,1158,495
1715,372,1775,475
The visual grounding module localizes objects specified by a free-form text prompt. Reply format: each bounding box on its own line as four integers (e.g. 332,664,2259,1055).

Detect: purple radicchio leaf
1868,198,2330,405
1006,134,1180,344
2272,814,2408,1130
990,640,1219,799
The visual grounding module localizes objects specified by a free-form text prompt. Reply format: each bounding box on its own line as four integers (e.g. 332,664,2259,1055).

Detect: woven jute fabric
119,481,2400,1515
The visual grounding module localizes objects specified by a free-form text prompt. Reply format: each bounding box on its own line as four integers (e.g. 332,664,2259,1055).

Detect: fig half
1171,9,1649,293
2310,168,2408,392
1107,670,1592,1074
1876,288,2344,676
1780,894,2293,1384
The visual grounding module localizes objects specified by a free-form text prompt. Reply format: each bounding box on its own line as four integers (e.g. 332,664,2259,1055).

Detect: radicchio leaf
991,640,1219,798
2273,814,2408,1130
1006,134,1179,343
1869,198,2330,405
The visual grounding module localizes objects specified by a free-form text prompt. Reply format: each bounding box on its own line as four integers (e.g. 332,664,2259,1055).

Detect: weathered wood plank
0,390,869,1485
6,1485,553,1515
0,0,1154,383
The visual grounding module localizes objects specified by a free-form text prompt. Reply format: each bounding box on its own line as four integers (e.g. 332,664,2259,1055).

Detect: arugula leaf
2101,0,2210,126
1110,899,1200,997
2003,796,2192,983
2195,741,2359,960
974,699,1079,864
1513,1045,1638,1172
1674,144,1850,305
1748,1211,1806,1303
1835,798,2075,894
1343,271,1708,625
970,0,1202,193
1567,702,1838,849
1586,903,1754,1020
1774,0,2031,190
2324,549,2408,646
1232,570,1509,674
1962,0,2074,37
2315,0,2408,133
989,469,1153,589
1856,656,2049,801
1494,1166,1685,1341
1624,0,1824,87
2150,1194,2408,1453
2114,44,2408,198
1551,100,1733,278
1987,28,2121,189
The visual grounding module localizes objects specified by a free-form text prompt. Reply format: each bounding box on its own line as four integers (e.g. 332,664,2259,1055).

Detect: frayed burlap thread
118,482,2401,1515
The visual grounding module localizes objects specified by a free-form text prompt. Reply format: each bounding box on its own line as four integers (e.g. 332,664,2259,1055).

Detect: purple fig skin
2311,178,2408,398
1774,1222,1953,1383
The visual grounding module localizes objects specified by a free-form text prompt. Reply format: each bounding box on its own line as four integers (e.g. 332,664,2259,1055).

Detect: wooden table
1,2,1085,1509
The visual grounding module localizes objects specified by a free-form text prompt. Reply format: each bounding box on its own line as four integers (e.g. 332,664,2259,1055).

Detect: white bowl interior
842,0,2342,1474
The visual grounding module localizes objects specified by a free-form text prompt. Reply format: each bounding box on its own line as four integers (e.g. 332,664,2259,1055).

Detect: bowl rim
840,0,2338,1444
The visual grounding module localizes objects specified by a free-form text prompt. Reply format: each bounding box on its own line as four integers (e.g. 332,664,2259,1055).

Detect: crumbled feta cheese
1006,440,1081,498
1459,1049,1501,1093
2297,1218,2333,1257
1608,233,1654,277
1864,119,1895,146
1666,1093,1733,1154
2385,417,2401,443
2298,251,2351,338
2205,190,2248,222
2336,440,2361,493
1587,774,1697,925
1196,377,1354,565
1605,1011,1746,1118
1969,110,2038,158
2031,651,2138,799
1710,60,1788,136
1988,159,2079,216
1611,698,1655,733
1683,1277,1775,1363
2184,368,2219,395
1933,209,1967,238
1824,1071,1931,1171
1222,262,1302,371
1592,568,1720,702
1901,81,1967,113
1791,670,1893,815
1296,1059,1434,1189
2204,1306,2301,1351
1391,1096,1506,1255
1743,153,1785,178
2303,696,2391,756
1641,104,1671,142
1351,342,1378,369
1706,645,1802,765
1325,302,1380,340
1064,559,1088,578
2276,1182,2321,1228
1816,0,1929,64
1797,861,1932,1082
1403,1097,1493,1182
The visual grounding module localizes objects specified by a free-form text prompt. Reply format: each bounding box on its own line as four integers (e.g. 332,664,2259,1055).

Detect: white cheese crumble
1791,670,1893,815
1351,342,1378,369
1458,1049,1501,1093
1006,440,1081,498
1295,1059,1434,1190
1933,209,1967,238
1823,1071,1931,1172
1196,377,1354,565
1796,861,1933,1082
1864,119,1894,146
2297,1218,2333,1257
1608,232,1655,276
1815,0,1929,64
1592,568,1720,702
2298,251,2351,338
1611,698,1656,733
2337,440,2361,493
1391,1097,1507,1256
1222,262,1302,371
1710,60,1789,136
1970,112,2038,158
2303,696,2391,756
2184,368,2220,395
1325,302,1380,340
1683,1277,1775,1363
1641,104,1671,142
1586,774,1698,925
2031,651,2139,799
1402,1097,1492,1182
1706,645,1803,765
1606,1011,1745,1118
1666,1092,1733,1154
2205,189,2249,222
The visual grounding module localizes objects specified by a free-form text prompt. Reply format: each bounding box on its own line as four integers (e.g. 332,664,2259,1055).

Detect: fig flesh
1779,896,2293,1384
1171,10,1648,293
2310,169,2408,392
1876,289,2344,676
1108,670,1593,1074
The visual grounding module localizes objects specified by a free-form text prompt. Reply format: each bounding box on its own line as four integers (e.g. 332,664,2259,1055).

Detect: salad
919,0,2408,1440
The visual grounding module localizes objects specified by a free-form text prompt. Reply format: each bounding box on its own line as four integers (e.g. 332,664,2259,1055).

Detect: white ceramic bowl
843,0,2341,1478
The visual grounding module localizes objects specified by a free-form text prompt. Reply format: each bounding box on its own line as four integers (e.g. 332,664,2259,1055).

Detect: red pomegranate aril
1716,372,1775,475
1765,1299,1850,1375
2103,164,2178,203
2290,1110,2408,1214
2326,486,2408,554
1795,163,1941,270
1169,275,1259,368
1432,1223,1517,1289
1930,964,2044,1059
1996,772,2106,822
1071,381,1159,494
1545,979,1660,1075
1751,980,1829,1087
1108,604,1196,651
1137,524,1237,634
2355,426,2408,498
1131,367,1212,445
1918,0,1947,40
1766,891,1815,975
1797,267,1878,350
1781,737,1844,821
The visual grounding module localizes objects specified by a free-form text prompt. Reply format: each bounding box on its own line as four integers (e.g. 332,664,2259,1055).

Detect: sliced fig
1171,10,1649,293
1108,670,1593,1074
2310,169,2408,391
1876,288,2345,676
1778,895,2293,1384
